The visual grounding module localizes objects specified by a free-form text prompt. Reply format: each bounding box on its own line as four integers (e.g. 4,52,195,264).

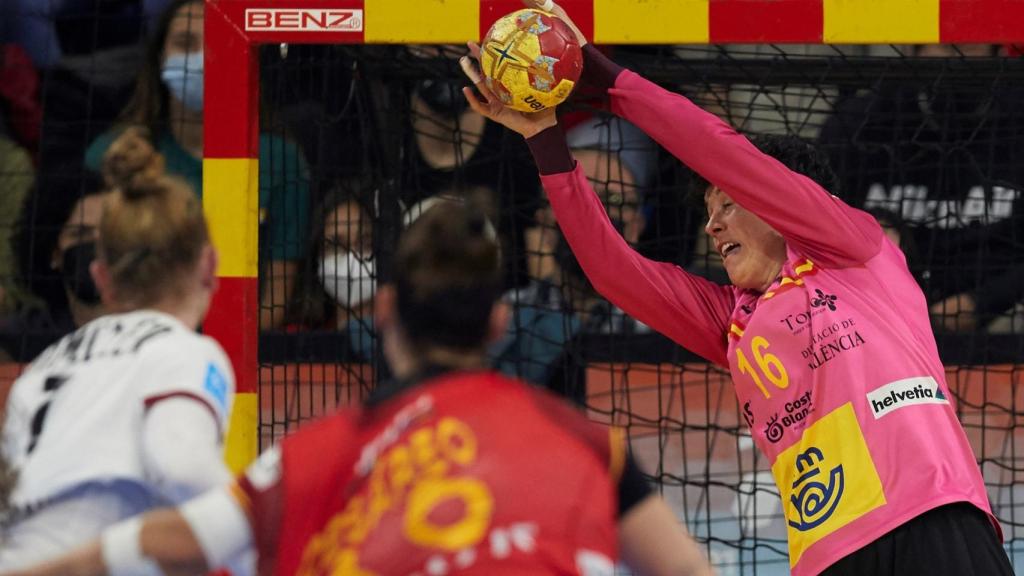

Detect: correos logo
787,447,844,532
866,376,948,419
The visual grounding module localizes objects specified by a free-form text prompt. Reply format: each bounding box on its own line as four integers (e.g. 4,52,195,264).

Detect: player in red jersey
3,201,714,576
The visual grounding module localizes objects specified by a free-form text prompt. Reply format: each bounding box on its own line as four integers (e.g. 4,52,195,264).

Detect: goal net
251,43,1024,574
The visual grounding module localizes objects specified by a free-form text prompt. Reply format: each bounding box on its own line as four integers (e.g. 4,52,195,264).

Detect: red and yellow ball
480,8,583,113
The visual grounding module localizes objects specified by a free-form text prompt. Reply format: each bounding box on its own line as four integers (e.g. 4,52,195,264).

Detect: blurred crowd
1,1,1022,390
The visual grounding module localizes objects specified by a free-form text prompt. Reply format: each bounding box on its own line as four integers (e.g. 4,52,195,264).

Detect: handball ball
480,8,583,113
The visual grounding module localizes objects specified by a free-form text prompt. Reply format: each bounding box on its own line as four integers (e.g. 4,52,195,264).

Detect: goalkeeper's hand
459,43,557,139
524,0,588,47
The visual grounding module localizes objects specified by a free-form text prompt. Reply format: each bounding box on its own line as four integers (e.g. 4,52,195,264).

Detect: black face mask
60,242,101,305
415,78,470,117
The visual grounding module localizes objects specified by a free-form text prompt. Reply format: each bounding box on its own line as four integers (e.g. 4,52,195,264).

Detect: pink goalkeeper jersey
541,69,997,576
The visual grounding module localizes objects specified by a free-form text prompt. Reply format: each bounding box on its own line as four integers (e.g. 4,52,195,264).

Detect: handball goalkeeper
459,1,1014,575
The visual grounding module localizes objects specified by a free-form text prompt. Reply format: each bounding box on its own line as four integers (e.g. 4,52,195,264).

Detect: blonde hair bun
102,126,167,198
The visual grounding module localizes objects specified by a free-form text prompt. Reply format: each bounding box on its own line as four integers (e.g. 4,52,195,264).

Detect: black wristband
582,44,625,92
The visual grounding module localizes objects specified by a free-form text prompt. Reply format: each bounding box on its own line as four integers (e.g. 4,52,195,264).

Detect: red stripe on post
205,2,259,158
940,0,1024,43
481,0,593,42
710,0,823,43
204,276,259,395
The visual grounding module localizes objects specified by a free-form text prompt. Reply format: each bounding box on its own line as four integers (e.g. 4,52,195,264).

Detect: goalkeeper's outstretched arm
460,31,735,367
534,0,882,269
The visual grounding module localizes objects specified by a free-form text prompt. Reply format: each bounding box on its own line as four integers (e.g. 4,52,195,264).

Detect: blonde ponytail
99,127,210,306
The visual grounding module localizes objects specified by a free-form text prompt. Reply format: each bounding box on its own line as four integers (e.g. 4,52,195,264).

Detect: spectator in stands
0,45,41,317
0,164,107,362
83,0,311,330
286,181,377,361
492,228,609,392
401,45,540,289
497,119,655,390
288,183,499,367
669,43,859,140
0,136,34,318
2,3,157,168
820,44,1024,333
0,44,42,161
0,0,170,68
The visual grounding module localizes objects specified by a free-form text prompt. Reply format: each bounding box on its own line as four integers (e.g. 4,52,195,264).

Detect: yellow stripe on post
823,0,938,43
224,392,258,474
203,158,259,279
365,0,479,43
595,0,708,44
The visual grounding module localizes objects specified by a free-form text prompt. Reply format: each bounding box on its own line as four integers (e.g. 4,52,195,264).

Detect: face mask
320,252,376,308
415,78,469,117
60,242,102,305
161,51,204,112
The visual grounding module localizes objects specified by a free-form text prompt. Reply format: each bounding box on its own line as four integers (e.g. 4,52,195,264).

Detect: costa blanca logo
245,9,363,32
764,414,784,443
867,376,948,419
762,390,813,444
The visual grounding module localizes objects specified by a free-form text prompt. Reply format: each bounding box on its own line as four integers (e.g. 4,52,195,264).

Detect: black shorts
822,503,1014,576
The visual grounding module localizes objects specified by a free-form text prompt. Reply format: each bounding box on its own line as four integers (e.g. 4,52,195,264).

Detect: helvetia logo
866,376,948,419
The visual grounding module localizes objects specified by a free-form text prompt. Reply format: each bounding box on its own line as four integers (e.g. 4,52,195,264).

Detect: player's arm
612,432,715,576
611,65,881,268
597,55,881,268
138,339,236,502
619,495,716,576
461,54,735,366
532,131,734,365
0,486,252,576
539,1,882,268
143,398,231,502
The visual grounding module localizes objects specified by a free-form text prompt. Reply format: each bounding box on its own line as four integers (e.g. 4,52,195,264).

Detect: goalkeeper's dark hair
394,200,502,351
689,134,840,204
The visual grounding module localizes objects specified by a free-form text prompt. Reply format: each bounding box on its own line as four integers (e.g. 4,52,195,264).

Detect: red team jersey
234,370,629,576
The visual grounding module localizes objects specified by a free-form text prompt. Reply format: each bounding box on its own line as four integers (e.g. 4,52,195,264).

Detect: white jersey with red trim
1,310,234,510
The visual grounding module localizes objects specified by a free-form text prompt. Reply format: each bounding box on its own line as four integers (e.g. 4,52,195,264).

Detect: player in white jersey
0,129,243,572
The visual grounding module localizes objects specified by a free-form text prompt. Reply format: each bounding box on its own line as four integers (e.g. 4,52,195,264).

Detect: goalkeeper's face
705,186,786,293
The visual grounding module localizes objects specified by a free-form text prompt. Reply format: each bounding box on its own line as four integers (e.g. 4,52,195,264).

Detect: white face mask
319,252,376,308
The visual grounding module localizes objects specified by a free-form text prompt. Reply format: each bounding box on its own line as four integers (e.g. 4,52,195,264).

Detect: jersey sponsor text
866,376,948,419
